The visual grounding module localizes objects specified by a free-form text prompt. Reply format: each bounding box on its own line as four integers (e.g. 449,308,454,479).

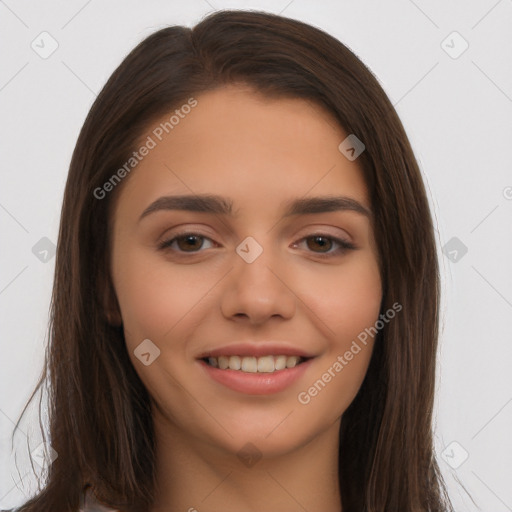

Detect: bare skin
109,84,382,512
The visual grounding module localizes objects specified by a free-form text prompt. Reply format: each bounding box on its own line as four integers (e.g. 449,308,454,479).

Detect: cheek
300,253,382,344
111,247,198,347
293,254,382,413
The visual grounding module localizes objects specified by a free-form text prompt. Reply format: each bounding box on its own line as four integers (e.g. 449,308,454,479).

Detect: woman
6,9,453,512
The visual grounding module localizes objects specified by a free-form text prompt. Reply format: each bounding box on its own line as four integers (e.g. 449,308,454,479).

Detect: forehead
114,85,370,219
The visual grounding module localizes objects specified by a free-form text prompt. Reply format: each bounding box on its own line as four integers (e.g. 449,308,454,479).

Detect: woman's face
109,84,382,459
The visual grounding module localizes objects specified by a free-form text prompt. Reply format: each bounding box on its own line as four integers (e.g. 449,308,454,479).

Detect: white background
1,0,511,510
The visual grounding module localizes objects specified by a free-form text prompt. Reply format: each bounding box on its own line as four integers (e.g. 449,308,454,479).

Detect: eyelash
157,231,356,258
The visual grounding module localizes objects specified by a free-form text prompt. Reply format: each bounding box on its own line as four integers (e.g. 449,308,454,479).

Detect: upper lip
196,342,317,359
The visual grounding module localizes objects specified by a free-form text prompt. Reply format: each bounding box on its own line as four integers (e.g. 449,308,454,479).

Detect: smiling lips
197,343,315,394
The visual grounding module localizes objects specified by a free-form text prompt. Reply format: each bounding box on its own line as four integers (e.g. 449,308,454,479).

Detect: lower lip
198,359,313,395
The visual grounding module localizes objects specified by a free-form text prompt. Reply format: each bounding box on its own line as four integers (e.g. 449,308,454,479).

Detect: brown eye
293,233,356,258
305,235,333,253
159,233,215,253
176,235,204,251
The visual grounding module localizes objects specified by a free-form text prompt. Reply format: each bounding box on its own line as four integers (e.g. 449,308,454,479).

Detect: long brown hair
5,10,453,512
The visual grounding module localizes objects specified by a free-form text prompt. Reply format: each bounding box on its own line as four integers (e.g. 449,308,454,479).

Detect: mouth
197,351,315,395
196,343,316,395
201,354,310,373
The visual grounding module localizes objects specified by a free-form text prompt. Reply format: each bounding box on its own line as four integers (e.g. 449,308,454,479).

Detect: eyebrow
139,194,371,221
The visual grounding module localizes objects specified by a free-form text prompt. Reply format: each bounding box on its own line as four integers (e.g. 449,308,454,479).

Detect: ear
97,267,123,327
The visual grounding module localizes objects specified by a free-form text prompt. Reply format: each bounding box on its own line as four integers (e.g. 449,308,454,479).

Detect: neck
149,413,343,512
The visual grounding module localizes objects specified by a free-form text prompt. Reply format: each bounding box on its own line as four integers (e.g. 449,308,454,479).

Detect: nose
220,242,296,325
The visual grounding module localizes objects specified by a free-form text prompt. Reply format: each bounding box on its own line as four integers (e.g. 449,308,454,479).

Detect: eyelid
156,224,216,244
158,222,353,243
293,224,353,242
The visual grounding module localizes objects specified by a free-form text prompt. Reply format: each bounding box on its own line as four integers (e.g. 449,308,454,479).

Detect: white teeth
205,355,304,372
228,355,241,370
257,355,275,373
286,356,300,368
241,356,258,373
274,355,287,370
